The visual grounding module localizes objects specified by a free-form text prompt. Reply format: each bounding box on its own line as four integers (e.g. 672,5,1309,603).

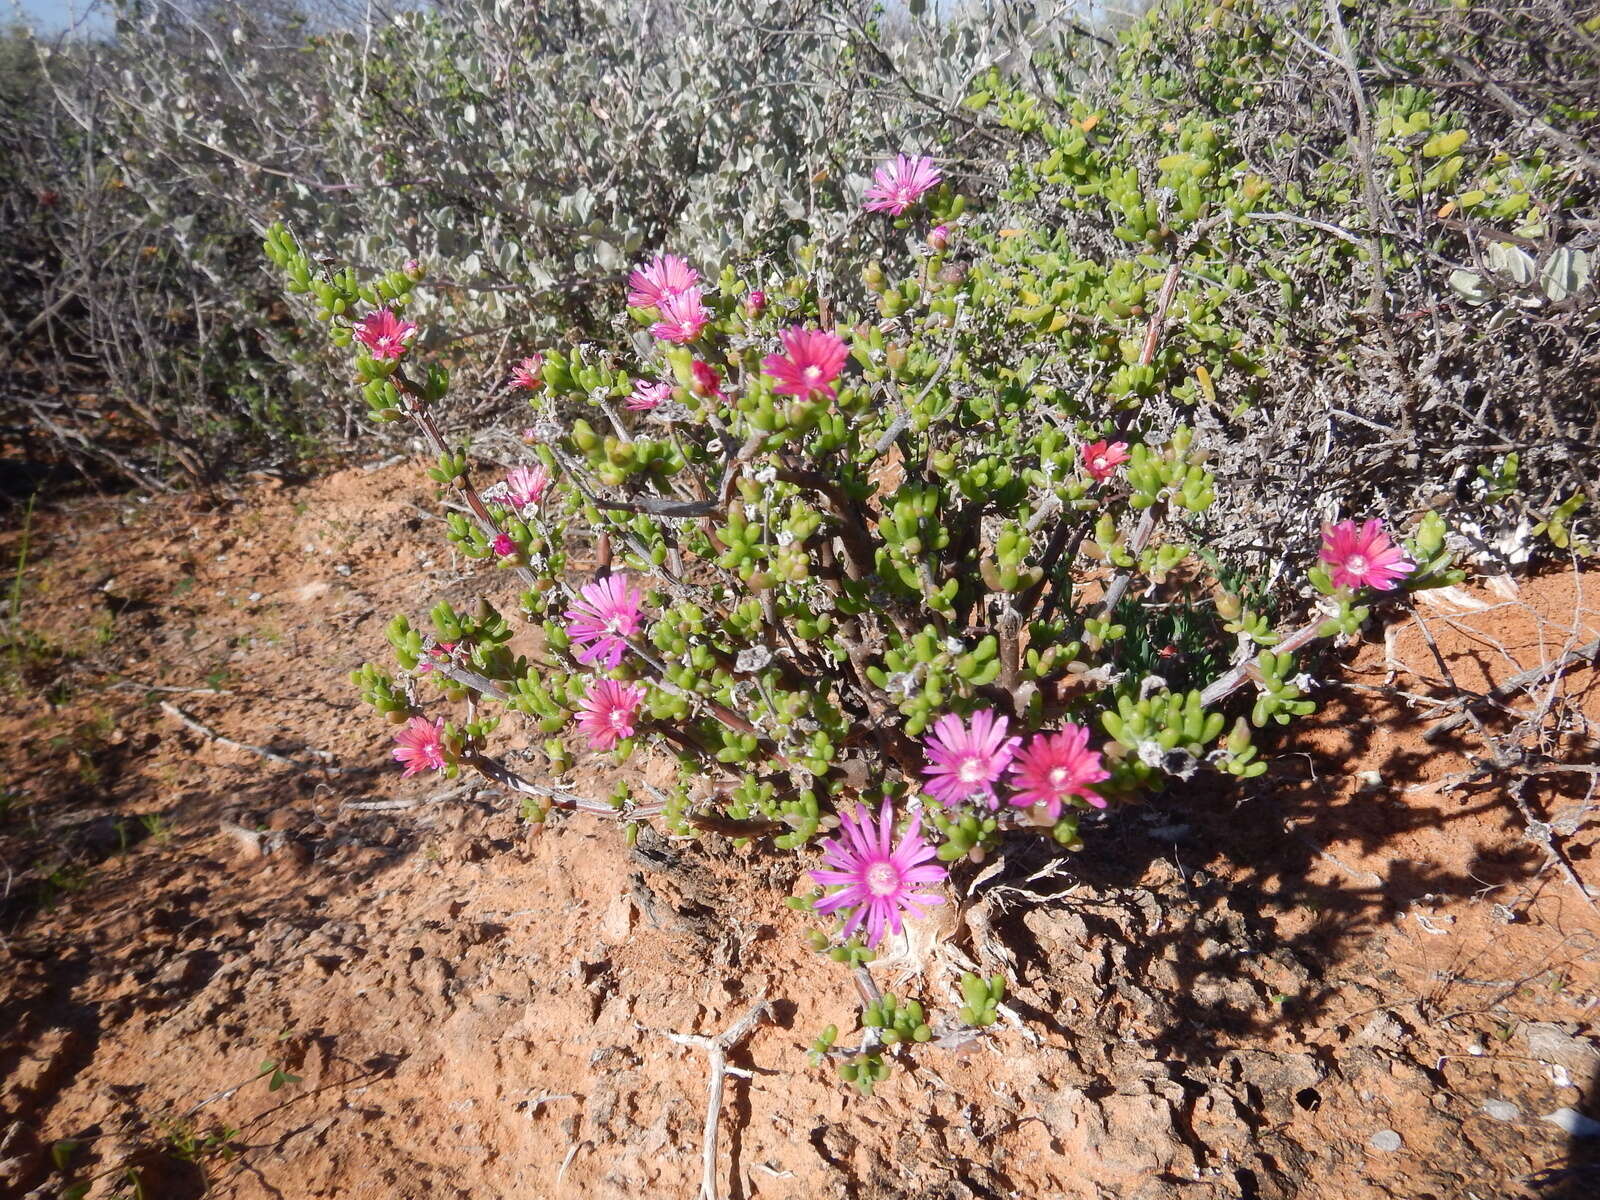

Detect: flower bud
928,224,951,252
403,258,424,281
691,360,722,399
745,290,767,317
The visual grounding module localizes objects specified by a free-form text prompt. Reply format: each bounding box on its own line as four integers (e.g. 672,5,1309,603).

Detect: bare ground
1,463,1598,1199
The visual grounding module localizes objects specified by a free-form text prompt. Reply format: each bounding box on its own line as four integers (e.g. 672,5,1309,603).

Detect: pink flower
810,799,947,948
414,641,457,676
745,290,767,317
353,308,417,360
628,380,673,412
509,355,544,390
505,465,551,508
762,327,849,401
392,716,447,778
1319,518,1415,592
403,258,423,279
928,224,951,252
650,286,710,344
627,252,700,309
922,710,1022,810
1008,725,1110,821
576,678,646,751
1082,440,1131,482
564,573,644,668
492,532,517,557
864,154,941,215
690,360,723,400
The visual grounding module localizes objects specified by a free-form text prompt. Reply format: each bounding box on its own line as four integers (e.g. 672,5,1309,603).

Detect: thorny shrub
266,136,1467,1085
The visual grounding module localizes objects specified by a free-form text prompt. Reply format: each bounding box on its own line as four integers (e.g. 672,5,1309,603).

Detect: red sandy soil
1,463,1597,1200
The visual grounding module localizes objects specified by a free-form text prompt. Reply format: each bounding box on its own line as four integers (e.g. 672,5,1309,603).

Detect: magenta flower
1008,725,1110,821
353,308,417,360
505,465,551,509
492,532,517,558
1320,518,1415,592
922,710,1022,809
403,258,423,279
650,286,710,344
628,380,672,412
691,360,723,400
576,678,646,751
627,252,700,309
809,799,947,948
392,716,447,778
745,290,767,317
864,154,941,215
509,355,544,390
1082,440,1131,482
414,641,457,676
564,573,644,668
928,224,951,252
762,327,849,402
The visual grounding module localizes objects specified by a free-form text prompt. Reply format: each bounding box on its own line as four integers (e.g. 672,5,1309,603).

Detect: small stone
1369,1129,1403,1152
1482,1100,1520,1122
1543,1107,1600,1138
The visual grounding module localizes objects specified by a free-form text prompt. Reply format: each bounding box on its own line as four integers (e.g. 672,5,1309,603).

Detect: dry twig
658,998,771,1200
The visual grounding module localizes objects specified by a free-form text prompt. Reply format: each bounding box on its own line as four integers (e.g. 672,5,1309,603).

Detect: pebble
1369,1130,1403,1152
1543,1107,1600,1138
1482,1100,1520,1122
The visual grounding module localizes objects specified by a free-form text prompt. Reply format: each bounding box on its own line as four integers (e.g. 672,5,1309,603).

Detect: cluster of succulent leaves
267,99,1470,881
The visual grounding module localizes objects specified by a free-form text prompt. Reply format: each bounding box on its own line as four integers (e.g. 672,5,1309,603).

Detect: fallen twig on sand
159,701,358,773
657,998,771,1200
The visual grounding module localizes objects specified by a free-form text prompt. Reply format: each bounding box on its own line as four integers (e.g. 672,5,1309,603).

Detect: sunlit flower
810,799,947,948
1008,725,1110,821
1320,518,1414,591
505,464,551,508
576,678,646,751
762,327,849,401
492,532,517,557
864,154,941,215
509,355,544,390
353,308,417,360
392,716,447,777
628,380,673,412
650,286,710,343
627,252,700,309
691,360,723,399
1082,440,1131,482
922,709,1022,809
564,573,644,668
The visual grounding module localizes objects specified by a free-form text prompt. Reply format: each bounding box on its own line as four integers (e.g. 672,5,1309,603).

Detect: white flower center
865,861,900,897
605,614,625,633
609,710,629,729
803,364,822,382
957,756,987,785
1048,766,1070,788
1092,456,1108,470
1346,554,1368,574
